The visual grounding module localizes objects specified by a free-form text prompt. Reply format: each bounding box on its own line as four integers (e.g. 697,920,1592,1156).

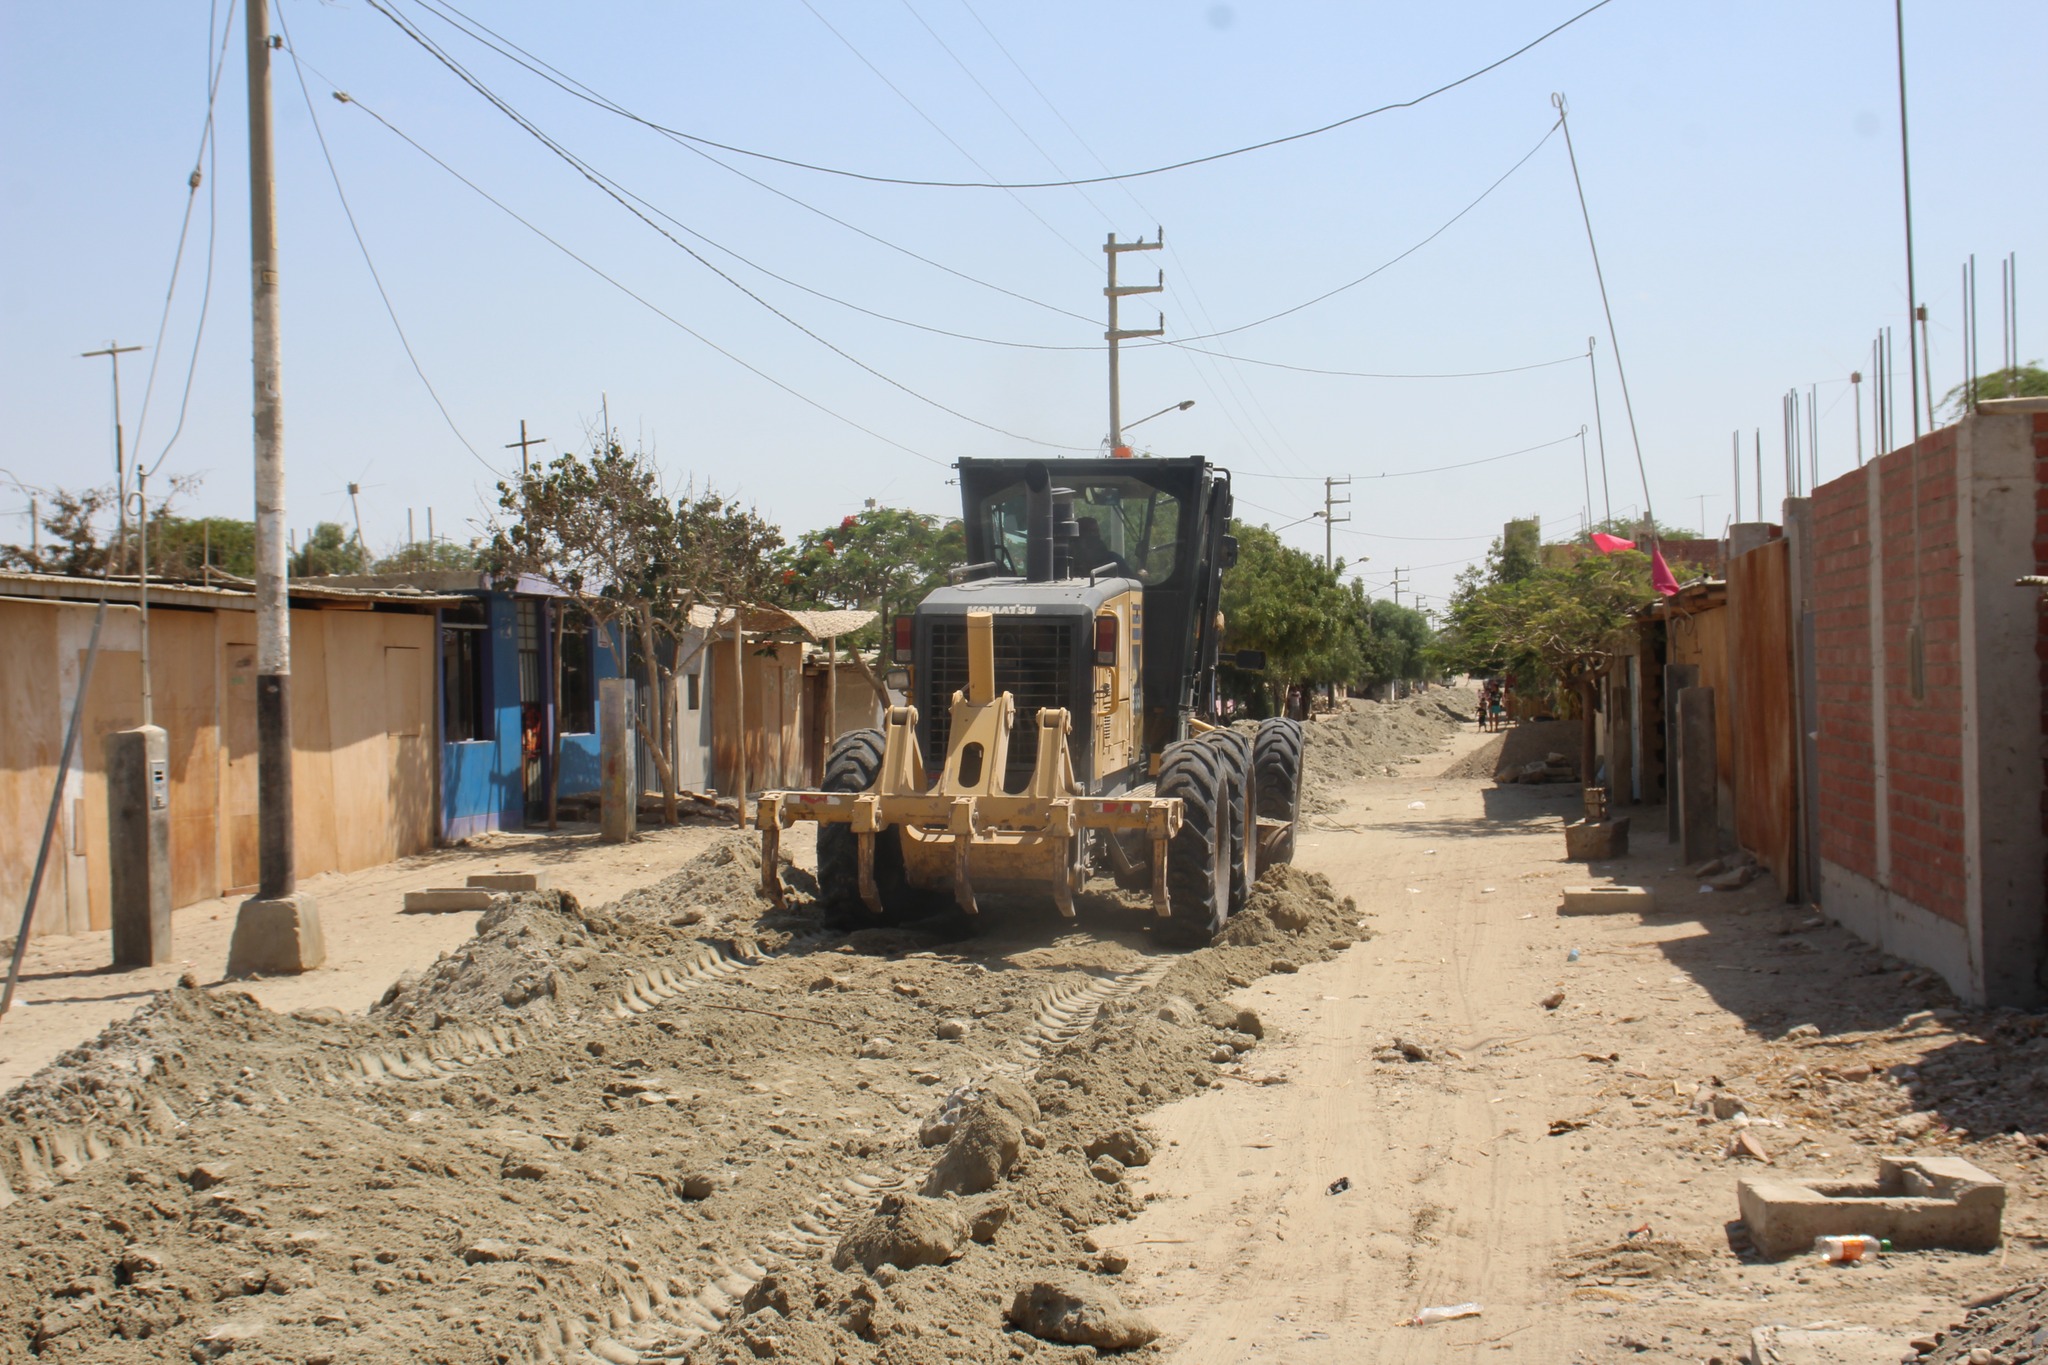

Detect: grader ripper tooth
756,609,1185,919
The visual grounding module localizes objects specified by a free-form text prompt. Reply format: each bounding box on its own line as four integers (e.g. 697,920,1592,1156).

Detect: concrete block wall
1811,407,2048,1006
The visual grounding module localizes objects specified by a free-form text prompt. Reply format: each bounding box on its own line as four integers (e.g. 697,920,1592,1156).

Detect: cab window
978,477,1184,583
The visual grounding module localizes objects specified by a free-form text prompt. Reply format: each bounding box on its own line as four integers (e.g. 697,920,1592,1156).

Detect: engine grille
924,618,1077,792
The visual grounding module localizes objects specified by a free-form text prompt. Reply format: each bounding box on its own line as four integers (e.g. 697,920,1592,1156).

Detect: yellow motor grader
756,456,1302,945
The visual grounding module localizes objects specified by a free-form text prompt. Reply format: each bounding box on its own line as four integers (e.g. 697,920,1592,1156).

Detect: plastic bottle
1566,947,1582,963
1410,1303,1482,1325
1813,1234,1890,1263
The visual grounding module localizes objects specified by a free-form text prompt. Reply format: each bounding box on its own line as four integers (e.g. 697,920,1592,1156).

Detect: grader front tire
1156,738,1231,947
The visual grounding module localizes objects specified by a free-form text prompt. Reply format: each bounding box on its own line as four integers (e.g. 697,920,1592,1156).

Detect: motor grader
756,456,1303,945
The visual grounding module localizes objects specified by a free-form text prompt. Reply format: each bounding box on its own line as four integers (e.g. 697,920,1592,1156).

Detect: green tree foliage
151,516,256,577
1359,598,1432,689
1939,363,2048,422
1,473,221,578
373,539,482,574
1218,521,1363,714
777,506,965,644
1495,517,1541,583
293,522,367,577
1433,539,1652,708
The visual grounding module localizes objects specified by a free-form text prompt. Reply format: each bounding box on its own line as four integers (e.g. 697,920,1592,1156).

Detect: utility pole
1104,231,1163,452
1322,476,1351,570
227,0,324,976
1852,370,1864,466
1391,567,1407,608
81,342,143,570
346,482,368,559
1583,336,1612,524
505,419,547,478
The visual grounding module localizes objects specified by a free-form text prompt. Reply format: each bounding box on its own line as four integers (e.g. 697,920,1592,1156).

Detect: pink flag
1589,531,1636,554
1651,546,1680,597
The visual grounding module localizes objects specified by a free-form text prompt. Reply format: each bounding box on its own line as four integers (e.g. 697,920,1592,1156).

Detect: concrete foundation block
1559,885,1654,914
226,894,326,977
1563,816,1629,861
1736,1155,2005,1258
465,870,548,893
403,887,495,913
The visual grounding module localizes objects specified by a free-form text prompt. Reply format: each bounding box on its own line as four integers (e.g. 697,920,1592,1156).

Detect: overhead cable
381,0,1614,190
363,0,1094,452
330,88,948,469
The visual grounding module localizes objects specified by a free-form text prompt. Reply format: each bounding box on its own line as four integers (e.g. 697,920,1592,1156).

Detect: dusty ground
0,819,738,1093
1,689,2038,1364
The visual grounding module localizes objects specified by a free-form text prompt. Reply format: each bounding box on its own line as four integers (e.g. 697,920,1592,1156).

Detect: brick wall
1881,431,1964,923
1813,471,1875,879
1813,429,1966,922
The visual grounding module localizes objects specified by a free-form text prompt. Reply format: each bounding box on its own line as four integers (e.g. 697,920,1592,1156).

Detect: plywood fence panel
0,601,67,937
1729,541,1799,892
155,609,220,907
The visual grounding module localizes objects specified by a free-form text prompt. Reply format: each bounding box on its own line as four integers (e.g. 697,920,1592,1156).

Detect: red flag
1589,531,1636,554
1651,546,1680,597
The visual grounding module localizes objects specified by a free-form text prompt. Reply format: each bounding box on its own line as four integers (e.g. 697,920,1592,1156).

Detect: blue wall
441,594,525,840
556,633,621,798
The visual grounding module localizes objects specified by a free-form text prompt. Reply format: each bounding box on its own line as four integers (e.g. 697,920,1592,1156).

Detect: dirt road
2,692,2041,1364
1113,726,2047,1362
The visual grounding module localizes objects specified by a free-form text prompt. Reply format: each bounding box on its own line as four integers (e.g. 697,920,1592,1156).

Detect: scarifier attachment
757,609,1182,919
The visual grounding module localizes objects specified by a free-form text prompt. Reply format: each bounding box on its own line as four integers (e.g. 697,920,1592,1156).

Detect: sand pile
0,819,1356,1364
1299,689,1473,811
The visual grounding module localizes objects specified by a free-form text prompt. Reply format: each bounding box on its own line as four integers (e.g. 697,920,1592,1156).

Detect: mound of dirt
1299,689,1474,811
1914,1280,2048,1363
0,812,1361,1364
1438,718,1584,782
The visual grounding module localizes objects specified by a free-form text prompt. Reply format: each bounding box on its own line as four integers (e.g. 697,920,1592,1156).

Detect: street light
1111,399,1194,457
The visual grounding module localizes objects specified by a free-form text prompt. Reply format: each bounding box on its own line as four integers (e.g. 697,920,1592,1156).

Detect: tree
151,516,256,578
1,473,208,577
374,539,482,574
777,506,965,647
1939,363,2048,422
487,425,785,826
1218,521,1363,717
1358,598,1433,691
294,522,368,577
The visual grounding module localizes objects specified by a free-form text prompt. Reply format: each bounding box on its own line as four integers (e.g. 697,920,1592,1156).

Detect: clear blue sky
3,1,2040,612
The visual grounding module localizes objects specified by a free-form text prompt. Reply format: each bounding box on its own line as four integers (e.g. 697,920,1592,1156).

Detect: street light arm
1120,398,1196,435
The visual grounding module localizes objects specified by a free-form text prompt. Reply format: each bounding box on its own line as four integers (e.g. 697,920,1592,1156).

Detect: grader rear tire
815,729,920,928
1253,717,1305,868
1156,738,1231,947
1201,728,1254,914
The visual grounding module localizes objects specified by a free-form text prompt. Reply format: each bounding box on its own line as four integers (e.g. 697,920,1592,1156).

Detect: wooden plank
154,609,220,908
220,635,260,892
320,612,388,871
0,601,66,937
291,609,340,877
79,648,144,932
383,622,434,856
1730,539,1799,896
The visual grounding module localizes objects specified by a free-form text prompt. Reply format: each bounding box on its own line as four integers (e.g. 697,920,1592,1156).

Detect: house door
516,600,544,823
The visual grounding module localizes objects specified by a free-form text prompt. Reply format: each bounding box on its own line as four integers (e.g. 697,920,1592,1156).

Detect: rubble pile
0,799,1362,1362
1298,688,1473,809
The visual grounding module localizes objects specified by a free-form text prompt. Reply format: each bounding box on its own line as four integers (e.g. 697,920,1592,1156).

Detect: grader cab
756,456,1303,945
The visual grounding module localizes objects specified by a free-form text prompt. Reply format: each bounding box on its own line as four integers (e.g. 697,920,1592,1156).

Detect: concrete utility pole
1322,476,1351,570
505,419,547,478
80,342,143,568
1391,567,1407,608
1104,231,1163,452
227,0,324,976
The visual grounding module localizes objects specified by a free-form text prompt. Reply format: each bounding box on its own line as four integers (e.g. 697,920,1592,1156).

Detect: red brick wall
1812,429,1967,924
1881,431,1964,923
1813,469,1876,879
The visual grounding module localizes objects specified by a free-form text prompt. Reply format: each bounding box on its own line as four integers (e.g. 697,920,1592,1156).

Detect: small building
0,569,458,938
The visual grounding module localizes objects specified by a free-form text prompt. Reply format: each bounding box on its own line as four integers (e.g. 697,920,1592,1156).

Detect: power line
1158,347,1587,381
278,11,503,479
360,0,1094,452
1163,119,1561,345
1238,430,1581,483
410,0,1614,191
132,0,238,476
404,0,1096,326
332,89,948,468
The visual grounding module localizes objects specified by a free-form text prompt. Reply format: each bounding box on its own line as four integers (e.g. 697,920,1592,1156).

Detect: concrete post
1783,497,1818,905
105,726,173,967
1662,663,1699,841
1678,686,1719,865
599,677,637,843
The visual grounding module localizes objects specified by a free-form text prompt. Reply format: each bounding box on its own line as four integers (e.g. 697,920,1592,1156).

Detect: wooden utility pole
1322,476,1351,570
1104,232,1164,452
226,0,324,975
80,342,142,568
505,419,547,477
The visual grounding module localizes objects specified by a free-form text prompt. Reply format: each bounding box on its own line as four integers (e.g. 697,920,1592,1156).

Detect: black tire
815,729,919,927
1201,728,1254,914
1253,717,1304,867
1155,738,1230,947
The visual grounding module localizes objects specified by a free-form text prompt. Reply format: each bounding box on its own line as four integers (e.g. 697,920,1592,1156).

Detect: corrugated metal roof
0,570,465,611
685,602,876,640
